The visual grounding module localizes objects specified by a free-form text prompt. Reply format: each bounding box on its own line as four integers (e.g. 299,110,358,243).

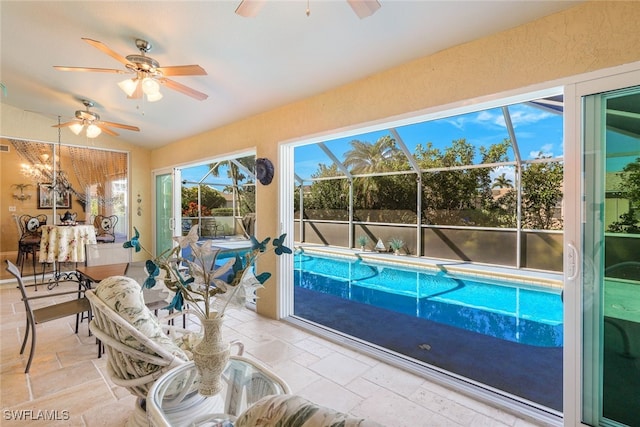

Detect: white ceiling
0,1,581,149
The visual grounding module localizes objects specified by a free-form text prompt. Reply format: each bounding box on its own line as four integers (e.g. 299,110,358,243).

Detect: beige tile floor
0,270,548,427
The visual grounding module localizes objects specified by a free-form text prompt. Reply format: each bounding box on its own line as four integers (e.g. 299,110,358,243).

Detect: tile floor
1,260,549,427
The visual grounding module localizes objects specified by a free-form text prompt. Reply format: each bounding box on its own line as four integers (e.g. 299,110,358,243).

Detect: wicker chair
86,276,201,426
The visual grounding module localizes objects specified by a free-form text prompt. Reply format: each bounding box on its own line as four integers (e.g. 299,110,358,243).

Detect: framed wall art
37,183,71,209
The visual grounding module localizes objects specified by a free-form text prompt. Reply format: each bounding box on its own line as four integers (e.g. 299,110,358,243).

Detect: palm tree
343,136,401,208
343,135,399,174
492,173,513,189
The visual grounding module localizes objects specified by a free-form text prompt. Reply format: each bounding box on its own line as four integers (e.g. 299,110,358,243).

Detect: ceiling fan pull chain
306,0,310,16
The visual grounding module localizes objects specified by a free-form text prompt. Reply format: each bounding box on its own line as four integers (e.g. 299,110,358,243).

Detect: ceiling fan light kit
55,38,208,102
53,99,140,139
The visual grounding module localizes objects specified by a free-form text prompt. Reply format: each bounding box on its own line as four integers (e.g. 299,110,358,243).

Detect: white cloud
528,143,554,159
507,107,553,127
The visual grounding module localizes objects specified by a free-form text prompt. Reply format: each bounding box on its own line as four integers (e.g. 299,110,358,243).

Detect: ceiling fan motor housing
75,110,99,122
125,54,160,73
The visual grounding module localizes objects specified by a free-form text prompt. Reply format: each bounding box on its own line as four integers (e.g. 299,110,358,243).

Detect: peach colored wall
151,1,640,318
0,105,152,261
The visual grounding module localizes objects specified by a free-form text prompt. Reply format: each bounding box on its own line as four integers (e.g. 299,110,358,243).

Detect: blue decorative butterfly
250,236,270,252
255,272,272,284
143,260,159,289
273,233,292,255
164,291,184,312
122,227,141,252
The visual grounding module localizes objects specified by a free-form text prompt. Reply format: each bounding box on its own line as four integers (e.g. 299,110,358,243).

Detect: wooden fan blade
100,121,140,132
51,121,77,128
347,0,381,19
159,78,208,101
95,123,119,137
157,65,207,76
53,66,128,74
82,38,131,66
235,0,266,17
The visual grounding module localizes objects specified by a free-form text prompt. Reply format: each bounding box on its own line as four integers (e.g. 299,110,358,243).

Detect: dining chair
5,260,92,373
94,214,118,243
17,214,48,288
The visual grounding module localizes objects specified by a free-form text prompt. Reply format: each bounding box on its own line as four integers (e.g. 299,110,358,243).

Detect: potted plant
123,225,291,395
389,238,404,255
356,235,369,251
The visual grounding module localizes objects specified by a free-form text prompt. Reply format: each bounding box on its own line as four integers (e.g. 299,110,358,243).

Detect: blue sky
294,102,564,181
179,100,566,187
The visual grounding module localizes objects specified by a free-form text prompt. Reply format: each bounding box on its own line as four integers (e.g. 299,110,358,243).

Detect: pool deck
297,244,563,290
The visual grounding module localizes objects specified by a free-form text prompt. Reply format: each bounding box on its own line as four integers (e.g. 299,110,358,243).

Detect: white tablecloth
39,224,97,263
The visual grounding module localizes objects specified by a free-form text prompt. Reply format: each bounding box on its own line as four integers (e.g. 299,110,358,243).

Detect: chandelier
12,118,79,205
11,118,127,206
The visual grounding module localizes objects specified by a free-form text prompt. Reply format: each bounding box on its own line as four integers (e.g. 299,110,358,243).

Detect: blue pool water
294,252,563,347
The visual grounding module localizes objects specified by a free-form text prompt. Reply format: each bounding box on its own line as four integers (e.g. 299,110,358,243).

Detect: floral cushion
234,395,383,427
94,276,190,377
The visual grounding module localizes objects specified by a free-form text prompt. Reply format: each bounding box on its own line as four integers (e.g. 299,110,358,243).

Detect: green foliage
608,157,640,234
607,212,640,233
521,158,563,229
619,157,640,211
182,186,226,216
210,208,234,216
305,164,349,210
356,235,369,247
301,136,561,230
389,238,404,251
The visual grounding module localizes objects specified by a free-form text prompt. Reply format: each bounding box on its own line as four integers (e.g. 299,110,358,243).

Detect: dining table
77,261,171,314
39,224,97,264
76,263,129,289
39,224,97,286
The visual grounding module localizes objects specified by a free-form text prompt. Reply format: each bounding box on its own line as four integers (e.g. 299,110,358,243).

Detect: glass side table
147,356,291,427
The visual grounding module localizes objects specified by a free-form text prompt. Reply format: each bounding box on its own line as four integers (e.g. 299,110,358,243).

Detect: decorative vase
193,316,230,396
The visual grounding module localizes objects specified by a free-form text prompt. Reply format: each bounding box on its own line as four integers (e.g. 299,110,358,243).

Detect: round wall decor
255,158,274,185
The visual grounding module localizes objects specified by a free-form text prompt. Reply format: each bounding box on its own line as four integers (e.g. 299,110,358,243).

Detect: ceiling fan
52,100,140,138
54,38,208,102
235,0,381,19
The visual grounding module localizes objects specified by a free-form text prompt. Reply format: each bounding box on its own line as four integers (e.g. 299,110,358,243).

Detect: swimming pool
294,252,563,347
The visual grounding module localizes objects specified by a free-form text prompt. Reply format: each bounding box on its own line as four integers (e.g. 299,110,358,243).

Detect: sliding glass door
153,168,181,257
578,82,640,426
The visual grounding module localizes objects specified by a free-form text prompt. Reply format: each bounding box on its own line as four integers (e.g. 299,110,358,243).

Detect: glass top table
147,356,291,427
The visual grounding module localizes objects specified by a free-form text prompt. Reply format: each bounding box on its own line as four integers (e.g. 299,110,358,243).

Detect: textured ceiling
0,1,581,149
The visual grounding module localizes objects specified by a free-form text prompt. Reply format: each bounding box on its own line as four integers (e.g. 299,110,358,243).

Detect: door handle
567,242,579,281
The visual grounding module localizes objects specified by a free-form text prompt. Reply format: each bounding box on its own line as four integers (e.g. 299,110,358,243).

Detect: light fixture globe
86,124,102,138
146,91,163,102
142,77,160,95
69,123,84,135
118,78,138,97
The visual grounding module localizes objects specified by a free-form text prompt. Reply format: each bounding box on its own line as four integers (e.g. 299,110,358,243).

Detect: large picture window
290,92,565,415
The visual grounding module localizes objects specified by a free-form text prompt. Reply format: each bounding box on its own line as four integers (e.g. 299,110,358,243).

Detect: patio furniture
147,356,288,427
85,276,208,426
200,218,220,238
235,395,383,427
5,259,92,374
94,214,118,243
